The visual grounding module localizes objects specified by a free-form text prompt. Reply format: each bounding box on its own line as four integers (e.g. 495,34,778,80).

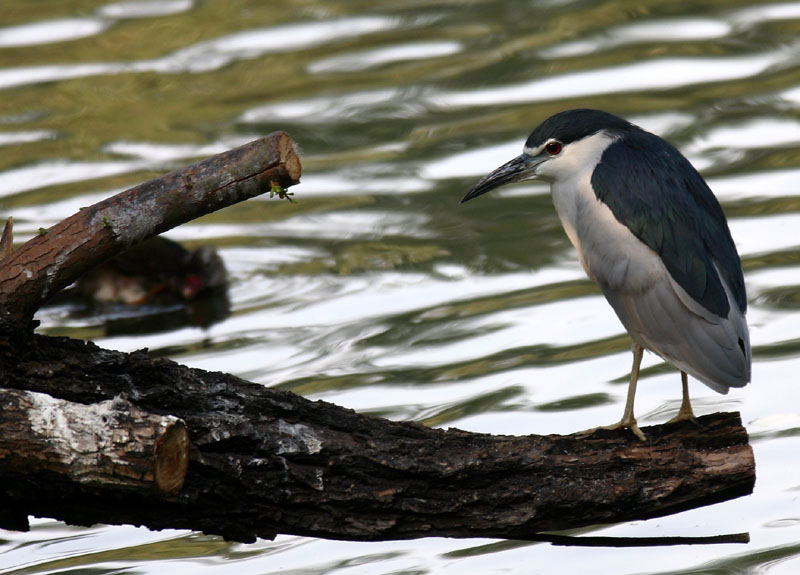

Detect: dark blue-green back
591,130,746,318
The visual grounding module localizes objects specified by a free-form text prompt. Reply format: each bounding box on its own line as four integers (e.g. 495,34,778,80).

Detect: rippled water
2,1,800,573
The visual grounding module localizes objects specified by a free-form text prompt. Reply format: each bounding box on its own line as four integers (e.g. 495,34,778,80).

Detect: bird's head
461,109,638,203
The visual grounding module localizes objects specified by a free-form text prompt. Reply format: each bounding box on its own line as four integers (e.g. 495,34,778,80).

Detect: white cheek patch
545,131,615,176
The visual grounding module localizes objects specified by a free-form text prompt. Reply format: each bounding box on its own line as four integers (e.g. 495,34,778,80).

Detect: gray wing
563,175,751,392
586,130,750,391
600,262,750,393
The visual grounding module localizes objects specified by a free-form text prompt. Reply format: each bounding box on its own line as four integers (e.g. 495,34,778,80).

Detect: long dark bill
460,154,536,203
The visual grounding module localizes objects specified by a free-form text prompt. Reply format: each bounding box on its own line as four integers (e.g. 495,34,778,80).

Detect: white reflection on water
159,17,395,73
254,210,433,240
240,88,427,123
0,130,55,146
691,118,800,151
98,0,194,19
732,1,800,24
0,18,108,47
371,293,617,370
0,521,196,573
429,50,786,109
100,269,578,385
730,213,800,257
0,62,117,91
782,85,800,104
627,111,698,138
540,18,732,58
709,168,800,200
291,172,432,196
421,140,523,179
0,159,147,199
0,16,397,90
216,270,552,333
542,1,800,60
307,41,462,73
103,137,253,162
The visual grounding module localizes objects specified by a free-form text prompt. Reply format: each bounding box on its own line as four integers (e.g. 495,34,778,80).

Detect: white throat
544,130,616,248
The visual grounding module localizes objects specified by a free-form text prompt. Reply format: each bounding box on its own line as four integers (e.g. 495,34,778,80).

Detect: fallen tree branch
0,335,755,543
0,131,300,333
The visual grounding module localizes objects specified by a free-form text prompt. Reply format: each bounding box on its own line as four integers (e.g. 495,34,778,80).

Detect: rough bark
0,335,755,543
0,131,300,333
0,388,189,495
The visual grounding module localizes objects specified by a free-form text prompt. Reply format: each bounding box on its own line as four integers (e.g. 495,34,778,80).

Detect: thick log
0,334,755,543
0,132,300,333
0,389,189,495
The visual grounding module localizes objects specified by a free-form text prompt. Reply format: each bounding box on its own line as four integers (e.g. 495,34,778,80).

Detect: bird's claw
596,418,648,442
666,388,697,425
666,407,697,425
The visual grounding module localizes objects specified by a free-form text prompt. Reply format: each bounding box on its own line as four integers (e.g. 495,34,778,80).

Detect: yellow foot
601,419,647,442
580,419,647,442
666,407,697,425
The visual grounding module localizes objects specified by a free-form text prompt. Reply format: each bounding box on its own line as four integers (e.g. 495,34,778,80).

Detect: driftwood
0,133,755,544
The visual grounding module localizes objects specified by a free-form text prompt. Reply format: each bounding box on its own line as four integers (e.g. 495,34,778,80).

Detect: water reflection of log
0,135,754,545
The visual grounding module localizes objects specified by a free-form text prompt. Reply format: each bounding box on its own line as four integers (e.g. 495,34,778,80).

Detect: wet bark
0,335,755,542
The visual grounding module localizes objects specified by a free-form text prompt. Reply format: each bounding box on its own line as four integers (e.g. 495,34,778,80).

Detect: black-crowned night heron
462,109,751,440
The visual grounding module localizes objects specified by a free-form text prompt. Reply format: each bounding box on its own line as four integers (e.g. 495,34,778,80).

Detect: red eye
545,141,562,155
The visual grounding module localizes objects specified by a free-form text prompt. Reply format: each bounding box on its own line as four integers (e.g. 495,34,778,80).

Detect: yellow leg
667,371,696,424
598,343,647,441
